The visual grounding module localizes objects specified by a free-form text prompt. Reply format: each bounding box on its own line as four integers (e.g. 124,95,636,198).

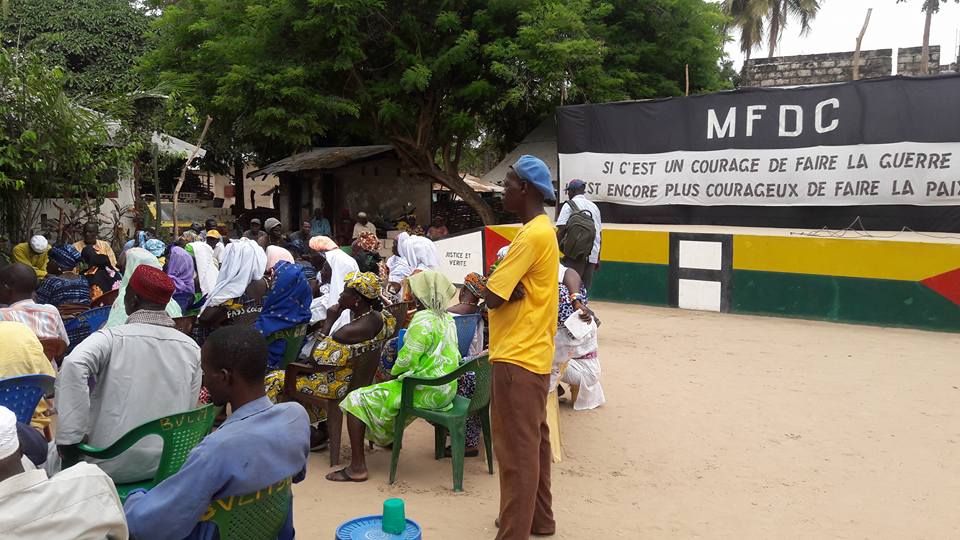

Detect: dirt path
294,303,960,538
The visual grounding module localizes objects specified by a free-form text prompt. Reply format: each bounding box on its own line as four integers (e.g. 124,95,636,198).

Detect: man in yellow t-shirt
73,223,118,269
484,155,559,539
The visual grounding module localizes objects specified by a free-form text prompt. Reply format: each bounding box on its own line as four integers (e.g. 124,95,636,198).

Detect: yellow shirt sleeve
487,232,536,301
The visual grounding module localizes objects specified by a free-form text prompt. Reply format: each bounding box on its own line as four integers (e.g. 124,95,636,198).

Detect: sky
721,0,960,72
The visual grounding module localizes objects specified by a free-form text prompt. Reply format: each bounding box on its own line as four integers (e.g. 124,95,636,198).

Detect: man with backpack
556,179,602,289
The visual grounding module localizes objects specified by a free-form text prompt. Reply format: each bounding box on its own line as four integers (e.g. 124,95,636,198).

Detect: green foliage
144,0,730,223
1,0,151,96
0,46,138,240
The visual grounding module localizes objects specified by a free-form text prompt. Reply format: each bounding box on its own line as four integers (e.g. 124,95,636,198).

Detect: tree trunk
768,2,782,59
172,116,213,238
921,8,933,75
391,140,497,225
233,157,245,213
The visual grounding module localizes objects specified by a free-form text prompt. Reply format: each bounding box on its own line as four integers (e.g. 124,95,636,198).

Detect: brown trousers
491,361,555,539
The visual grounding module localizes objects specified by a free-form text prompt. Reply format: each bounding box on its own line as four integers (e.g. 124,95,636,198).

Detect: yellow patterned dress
264,310,396,423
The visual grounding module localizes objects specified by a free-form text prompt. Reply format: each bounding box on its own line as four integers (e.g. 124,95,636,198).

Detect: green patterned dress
340,309,461,445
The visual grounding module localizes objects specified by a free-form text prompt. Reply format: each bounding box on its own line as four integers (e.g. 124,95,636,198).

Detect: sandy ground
293,302,960,539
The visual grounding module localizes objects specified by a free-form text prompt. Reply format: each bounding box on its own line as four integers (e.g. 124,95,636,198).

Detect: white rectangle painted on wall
433,230,485,285
678,240,723,270
678,279,722,312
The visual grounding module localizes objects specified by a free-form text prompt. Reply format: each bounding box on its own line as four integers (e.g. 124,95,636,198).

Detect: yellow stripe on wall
488,225,669,265
600,230,669,264
734,235,960,281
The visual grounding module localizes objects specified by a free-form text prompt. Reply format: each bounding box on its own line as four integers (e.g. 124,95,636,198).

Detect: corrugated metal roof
248,145,395,178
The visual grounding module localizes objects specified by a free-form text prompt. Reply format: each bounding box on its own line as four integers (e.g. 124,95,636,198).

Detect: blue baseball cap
566,179,586,191
511,155,555,202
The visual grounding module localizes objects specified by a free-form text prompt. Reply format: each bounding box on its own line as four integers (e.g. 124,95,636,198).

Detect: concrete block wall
743,49,892,87
897,46,940,75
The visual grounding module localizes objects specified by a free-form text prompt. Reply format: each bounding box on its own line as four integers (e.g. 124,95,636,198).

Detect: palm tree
724,0,823,59
897,0,959,75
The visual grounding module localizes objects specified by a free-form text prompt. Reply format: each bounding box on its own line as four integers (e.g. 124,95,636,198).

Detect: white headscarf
189,241,218,296
106,248,183,328
397,233,439,272
199,238,266,314
322,248,360,332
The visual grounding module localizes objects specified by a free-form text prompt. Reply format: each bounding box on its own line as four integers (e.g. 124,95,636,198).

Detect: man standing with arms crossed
483,155,559,539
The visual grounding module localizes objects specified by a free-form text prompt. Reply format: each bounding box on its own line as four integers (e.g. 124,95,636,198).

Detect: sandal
325,468,367,482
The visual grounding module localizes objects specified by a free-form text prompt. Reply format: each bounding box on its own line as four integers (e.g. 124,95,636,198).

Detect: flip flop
325,468,367,483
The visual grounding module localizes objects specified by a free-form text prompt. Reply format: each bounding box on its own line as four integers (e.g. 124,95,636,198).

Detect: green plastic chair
61,404,220,502
389,353,493,492
265,324,309,370
200,476,293,540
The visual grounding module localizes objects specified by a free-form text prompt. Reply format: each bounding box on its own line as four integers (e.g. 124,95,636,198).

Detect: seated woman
36,245,91,317
331,270,461,482
80,245,121,302
264,271,395,448
444,271,487,457
164,246,196,313
194,239,268,344
255,260,312,370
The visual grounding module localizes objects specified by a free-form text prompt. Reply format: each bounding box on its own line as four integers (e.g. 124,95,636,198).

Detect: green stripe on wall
591,261,669,306
732,270,960,332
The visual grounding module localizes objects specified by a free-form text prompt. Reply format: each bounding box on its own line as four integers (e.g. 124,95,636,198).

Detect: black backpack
559,199,596,261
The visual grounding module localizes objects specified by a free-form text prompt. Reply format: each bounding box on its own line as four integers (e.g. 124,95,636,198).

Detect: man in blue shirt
310,208,332,238
124,326,311,540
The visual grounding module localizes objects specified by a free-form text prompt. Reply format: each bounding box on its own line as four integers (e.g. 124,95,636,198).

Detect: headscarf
266,245,295,270
180,230,199,244
352,232,379,253
323,247,360,333
308,235,338,252
81,245,120,296
344,271,381,300
199,238,266,314
49,244,82,270
463,272,487,298
408,270,456,315
144,238,166,258
165,246,195,295
106,247,183,327
189,241,218,296
397,233,439,271
256,261,312,338
29,235,48,253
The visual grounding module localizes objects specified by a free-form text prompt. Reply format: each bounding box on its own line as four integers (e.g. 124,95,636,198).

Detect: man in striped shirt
0,263,69,359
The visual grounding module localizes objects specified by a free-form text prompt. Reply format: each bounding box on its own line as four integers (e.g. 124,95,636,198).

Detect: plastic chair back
453,313,481,358
64,306,112,354
465,353,492,414
201,476,293,540
90,288,119,308
61,404,220,488
0,374,55,424
265,324,308,370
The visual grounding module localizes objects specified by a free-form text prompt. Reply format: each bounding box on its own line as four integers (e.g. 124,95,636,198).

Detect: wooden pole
852,8,873,81
685,64,690,96
172,115,213,238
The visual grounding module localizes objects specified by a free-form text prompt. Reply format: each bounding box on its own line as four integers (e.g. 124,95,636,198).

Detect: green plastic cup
382,498,406,535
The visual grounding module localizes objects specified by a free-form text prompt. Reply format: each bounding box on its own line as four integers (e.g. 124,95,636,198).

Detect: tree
145,0,730,224
724,0,822,60
1,0,151,96
0,46,139,242
897,0,959,75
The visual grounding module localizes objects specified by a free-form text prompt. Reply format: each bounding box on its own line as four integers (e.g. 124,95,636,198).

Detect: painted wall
482,225,960,332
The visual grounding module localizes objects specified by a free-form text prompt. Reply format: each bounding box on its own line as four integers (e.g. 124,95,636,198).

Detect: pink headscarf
266,245,295,269
309,235,338,252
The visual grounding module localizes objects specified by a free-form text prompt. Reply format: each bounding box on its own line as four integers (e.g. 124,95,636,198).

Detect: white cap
0,406,18,461
29,235,48,254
